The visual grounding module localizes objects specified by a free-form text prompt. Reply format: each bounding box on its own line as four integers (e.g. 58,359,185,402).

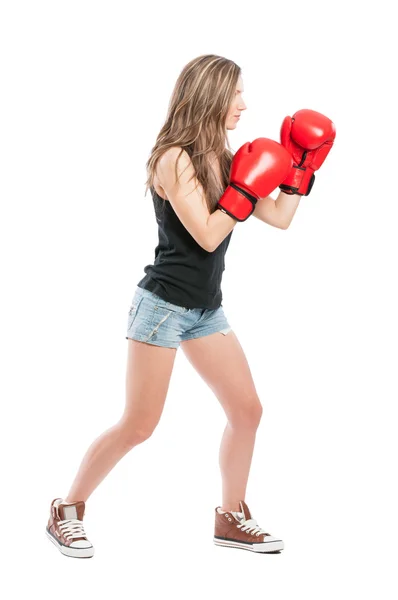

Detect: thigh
180,330,262,423
123,339,177,435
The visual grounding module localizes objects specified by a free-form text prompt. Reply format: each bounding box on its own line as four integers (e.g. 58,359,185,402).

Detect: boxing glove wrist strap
279,166,315,196
217,182,258,222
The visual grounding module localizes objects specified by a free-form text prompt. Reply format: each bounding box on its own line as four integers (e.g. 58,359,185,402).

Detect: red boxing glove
217,138,292,221
279,109,336,196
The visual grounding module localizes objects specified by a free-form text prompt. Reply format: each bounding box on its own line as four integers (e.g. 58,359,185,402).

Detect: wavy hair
144,54,241,213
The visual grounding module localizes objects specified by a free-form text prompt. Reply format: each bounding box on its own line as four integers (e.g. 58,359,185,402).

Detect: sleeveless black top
137,188,233,309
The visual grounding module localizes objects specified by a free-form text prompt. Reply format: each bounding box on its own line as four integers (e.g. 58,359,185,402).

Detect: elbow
201,233,216,252
205,236,223,252
203,240,216,252
197,238,213,252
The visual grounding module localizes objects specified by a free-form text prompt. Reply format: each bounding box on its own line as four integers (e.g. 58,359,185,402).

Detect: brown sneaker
214,499,284,553
46,498,94,558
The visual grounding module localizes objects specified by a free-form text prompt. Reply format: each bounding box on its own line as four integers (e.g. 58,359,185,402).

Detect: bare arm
252,190,301,229
158,147,237,252
205,207,236,251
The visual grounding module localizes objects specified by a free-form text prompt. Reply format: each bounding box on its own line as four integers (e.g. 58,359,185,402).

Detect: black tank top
137,188,233,309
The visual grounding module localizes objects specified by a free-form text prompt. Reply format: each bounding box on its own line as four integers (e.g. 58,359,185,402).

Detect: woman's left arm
252,190,301,229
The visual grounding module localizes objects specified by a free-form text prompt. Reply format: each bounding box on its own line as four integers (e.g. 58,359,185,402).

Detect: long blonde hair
145,54,241,213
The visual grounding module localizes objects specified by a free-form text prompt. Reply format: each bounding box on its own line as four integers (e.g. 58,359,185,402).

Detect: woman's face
226,76,247,130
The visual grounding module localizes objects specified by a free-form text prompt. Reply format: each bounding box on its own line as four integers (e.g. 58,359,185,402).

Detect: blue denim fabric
126,287,232,349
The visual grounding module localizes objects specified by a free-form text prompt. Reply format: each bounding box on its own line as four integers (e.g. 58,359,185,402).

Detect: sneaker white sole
45,528,94,558
214,536,284,553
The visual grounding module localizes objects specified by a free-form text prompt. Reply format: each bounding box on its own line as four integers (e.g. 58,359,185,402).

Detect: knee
229,397,263,430
117,419,156,448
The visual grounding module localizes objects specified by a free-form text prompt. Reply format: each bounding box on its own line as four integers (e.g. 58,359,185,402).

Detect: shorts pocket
127,296,143,332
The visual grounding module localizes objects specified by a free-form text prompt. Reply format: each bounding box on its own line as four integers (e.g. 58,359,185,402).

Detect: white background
1,0,397,597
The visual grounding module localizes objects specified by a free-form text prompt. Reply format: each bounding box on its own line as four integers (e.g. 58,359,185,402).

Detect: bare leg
218,422,259,512
65,340,177,503
181,331,262,512
65,421,145,503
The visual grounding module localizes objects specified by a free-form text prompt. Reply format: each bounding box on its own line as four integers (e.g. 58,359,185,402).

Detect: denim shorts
125,287,232,349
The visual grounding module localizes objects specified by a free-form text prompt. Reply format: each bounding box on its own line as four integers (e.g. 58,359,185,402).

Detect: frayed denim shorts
125,286,232,349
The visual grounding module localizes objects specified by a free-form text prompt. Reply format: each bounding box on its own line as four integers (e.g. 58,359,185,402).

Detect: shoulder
157,146,198,191
154,147,190,201
157,146,192,172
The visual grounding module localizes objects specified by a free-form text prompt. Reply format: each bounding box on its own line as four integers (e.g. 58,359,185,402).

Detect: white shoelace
58,518,87,540
235,516,270,536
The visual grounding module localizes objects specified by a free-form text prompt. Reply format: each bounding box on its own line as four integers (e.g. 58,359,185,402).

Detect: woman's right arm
157,147,237,253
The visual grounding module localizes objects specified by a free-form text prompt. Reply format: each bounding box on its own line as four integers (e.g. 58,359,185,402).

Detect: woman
45,54,335,559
